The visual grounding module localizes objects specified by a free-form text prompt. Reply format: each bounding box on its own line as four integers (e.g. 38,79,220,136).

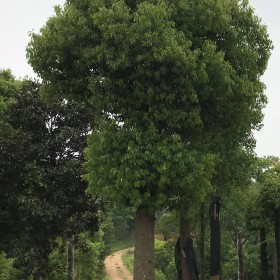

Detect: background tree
0,69,19,136
245,157,276,280
246,185,272,280
257,158,280,278
0,79,102,279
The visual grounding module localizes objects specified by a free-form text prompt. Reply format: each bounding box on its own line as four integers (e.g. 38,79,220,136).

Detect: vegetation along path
105,248,133,280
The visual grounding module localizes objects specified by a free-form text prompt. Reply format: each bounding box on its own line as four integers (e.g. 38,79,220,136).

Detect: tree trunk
33,270,40,280
133,205,155,280
180,216,199,280
67,234,75,280
237,230,244,280
199,203,206,280
274,212,280,278
260,228,269,280
209,197,221,280
272,244,278,280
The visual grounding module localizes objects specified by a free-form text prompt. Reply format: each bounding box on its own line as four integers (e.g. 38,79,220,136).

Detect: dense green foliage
86,123,214,211
26,0,272,214
122,240,177,280
155,210,179,240
0,77,102,278
0,70,19,136
153,195,276,280
48,231,105,280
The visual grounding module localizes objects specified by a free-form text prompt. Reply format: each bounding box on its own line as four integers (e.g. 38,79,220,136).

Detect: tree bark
199,203,206,280
209,197,221,280
180,216,199,280
260,228,269,280
67,234,75,280
275,211,280,279
272,244,278,280
237,230,244,280
33,270,40,280
133,205,155,280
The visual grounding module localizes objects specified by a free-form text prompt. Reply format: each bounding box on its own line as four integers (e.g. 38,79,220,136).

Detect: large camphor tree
27,0,272,279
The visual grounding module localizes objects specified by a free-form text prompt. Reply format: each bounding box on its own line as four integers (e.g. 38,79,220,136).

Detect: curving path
104,248,133,280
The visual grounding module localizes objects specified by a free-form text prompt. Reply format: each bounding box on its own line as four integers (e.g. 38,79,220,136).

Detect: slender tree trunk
209,197,221,280
33,270,40,280
274,211,280,278
272,244,278,280
260,228,269,280
199,203,206,280
67,234,75,280
133,205,155,280
175,237,183,280
237,230,244,280
180,216,199,280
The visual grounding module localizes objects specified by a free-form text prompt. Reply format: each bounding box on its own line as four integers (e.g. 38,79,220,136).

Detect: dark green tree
257,158,280,278
246,184,271,280
0,79,101,279
245,157,276,280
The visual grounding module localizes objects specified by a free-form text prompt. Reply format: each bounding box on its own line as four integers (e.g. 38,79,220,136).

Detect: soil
104,248,133,280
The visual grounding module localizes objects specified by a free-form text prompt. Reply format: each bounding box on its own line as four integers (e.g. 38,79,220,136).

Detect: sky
0,0,279,157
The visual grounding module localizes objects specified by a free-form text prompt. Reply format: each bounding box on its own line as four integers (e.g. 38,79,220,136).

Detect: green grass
108,237,134,254
121,248,134,274
101,275,110,280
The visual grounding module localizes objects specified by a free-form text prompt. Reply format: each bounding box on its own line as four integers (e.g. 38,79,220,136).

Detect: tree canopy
0,70,19,136
27,0,272,211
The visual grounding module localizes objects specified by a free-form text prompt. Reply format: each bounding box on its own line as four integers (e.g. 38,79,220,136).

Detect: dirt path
104,248,133,280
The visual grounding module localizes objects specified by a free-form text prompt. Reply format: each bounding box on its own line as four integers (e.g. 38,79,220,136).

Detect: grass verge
121,248,134,274
107,237,134,254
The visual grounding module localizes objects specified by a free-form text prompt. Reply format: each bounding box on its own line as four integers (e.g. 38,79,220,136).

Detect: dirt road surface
104,248,133,280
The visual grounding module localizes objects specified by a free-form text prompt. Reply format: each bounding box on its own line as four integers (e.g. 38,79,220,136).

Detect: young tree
26,0,272,278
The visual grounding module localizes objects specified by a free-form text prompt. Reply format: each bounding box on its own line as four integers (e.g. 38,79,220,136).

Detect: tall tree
26,0,272,278
0,79,101,279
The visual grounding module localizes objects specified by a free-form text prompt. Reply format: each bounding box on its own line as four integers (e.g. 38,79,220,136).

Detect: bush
154,240,177,280
155,269,167,280
0,251,21,280
155,211,179,240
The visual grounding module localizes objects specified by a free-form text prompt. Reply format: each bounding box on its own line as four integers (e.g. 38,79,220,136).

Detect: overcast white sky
0,0,279,157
